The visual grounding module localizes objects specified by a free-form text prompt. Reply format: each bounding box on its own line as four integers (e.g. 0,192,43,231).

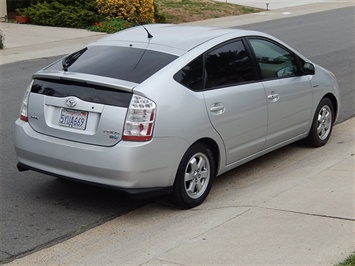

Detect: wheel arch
192,137,220,176
322,93,338,122
171,137,220,208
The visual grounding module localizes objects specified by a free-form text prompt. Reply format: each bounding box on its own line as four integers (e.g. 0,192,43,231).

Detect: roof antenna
142,25,153,39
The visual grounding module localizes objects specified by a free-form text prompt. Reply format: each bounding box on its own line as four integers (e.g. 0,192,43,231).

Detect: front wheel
172,143,215,209
305,98,334,147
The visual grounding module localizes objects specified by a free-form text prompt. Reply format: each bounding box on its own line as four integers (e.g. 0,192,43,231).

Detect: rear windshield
31,79,132,108
46,46,178,84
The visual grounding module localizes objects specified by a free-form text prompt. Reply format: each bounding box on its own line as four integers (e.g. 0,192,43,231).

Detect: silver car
14,24,340,208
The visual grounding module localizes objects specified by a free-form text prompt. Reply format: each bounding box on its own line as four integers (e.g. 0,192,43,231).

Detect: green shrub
32,0,98,12
0,30,4,49
17,1,102,29
88,18,136,33
96,0,155,24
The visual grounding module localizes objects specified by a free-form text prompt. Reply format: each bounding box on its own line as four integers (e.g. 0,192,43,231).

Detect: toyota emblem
66,97,77,108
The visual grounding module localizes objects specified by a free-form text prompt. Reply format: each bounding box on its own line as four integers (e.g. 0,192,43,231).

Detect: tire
172,143,215,209
305,98,334,147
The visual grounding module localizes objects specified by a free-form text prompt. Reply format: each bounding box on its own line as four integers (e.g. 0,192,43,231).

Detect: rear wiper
62,47,88,72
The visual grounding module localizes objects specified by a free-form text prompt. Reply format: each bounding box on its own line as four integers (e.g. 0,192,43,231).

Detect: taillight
123,95,156,141
19,82,32,122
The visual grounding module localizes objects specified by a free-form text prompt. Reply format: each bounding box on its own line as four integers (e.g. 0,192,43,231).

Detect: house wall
0,0,7,21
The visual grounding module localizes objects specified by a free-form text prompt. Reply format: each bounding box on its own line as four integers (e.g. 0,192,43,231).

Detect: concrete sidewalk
0,23,105,65
216,0,354,10
2,0,355,265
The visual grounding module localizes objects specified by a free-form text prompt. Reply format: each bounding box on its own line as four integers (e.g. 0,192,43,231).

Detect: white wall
0,0,7,21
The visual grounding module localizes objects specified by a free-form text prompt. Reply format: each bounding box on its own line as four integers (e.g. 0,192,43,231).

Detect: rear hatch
26,44,178,146
28,77,133,146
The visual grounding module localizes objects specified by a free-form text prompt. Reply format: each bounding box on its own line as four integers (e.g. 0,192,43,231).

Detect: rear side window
46,46,178,84
173,56,204,91
174,39,255,91
31,79,132,108
205,40,255,89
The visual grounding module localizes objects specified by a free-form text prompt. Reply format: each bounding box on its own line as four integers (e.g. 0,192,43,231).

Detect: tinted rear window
174,55,204,91
47,46,178,84
31,79,132,108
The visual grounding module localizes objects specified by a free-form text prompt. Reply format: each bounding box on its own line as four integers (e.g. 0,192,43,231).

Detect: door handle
209,102,225,115
267,91,280,102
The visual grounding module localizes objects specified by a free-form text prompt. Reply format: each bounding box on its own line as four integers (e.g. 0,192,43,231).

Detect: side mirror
302,62,315,75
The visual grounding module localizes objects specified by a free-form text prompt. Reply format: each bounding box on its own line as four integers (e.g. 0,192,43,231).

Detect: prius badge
66,97,77,108
103,129,120,139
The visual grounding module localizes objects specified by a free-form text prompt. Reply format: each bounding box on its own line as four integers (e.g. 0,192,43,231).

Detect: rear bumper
14,119,188,193
17,162,173,199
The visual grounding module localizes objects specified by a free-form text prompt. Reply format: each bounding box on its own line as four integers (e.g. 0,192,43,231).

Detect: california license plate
59,108,88,130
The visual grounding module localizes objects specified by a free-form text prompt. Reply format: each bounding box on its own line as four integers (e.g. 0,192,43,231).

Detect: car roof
93,24,261,56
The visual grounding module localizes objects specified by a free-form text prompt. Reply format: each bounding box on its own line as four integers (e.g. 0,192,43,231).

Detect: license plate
59,108,88,130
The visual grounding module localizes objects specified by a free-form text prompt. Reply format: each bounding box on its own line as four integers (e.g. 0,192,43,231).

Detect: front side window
205,40,255,89
248,38,299,80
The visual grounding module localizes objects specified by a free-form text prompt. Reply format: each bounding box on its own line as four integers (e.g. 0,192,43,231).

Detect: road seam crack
259,206,355,222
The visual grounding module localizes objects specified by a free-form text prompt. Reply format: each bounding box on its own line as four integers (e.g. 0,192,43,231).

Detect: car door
202,39,268,165
247,38,313,148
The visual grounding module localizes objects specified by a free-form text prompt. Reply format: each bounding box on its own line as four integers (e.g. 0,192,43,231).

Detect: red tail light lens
123,95,156,141
19,83,32,122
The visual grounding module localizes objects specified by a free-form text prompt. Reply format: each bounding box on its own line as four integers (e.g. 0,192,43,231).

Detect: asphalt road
0,7,354,264
237,6,354,123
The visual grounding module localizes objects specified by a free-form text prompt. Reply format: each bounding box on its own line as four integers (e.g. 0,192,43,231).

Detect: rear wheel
306,98,334,147
172,143,215,209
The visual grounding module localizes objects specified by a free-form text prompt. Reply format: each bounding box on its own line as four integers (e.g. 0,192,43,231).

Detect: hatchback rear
15,34,186,195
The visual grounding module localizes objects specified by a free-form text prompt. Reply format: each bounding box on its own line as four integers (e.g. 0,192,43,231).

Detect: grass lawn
155,0,263,23
337,253,355,266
